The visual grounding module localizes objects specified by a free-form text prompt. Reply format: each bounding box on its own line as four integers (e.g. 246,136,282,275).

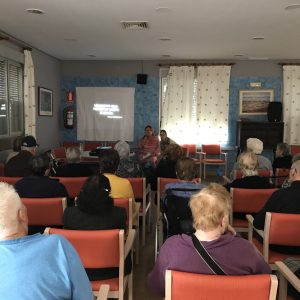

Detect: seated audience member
231,138,272,177
272,142,292,173
54,146,94,177
159,129,176,154
14,153,68,198
148,183,271,297
156,144,183,179
253,160,300,254
6,136,23,163
4,135,38,177
114,141,143,178
64,174,130,281
0,182,93,299
64,174,126,230
225,151,272,191
98,149,138,224
162,157,204,207
282,153,300,188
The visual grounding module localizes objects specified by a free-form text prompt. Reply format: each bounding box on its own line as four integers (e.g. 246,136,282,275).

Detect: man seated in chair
148,183,270,297
253,160,300,254
0,182,93,300
4,135,39,177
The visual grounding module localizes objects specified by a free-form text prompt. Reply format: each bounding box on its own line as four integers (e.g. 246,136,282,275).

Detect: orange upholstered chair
165,270,278,300
84,142,102,151
230,188,277,235
44,228,135,300
128,177,151,246
247,212,300,269
22,197,66,226
0,176,22,186
155,177,180,258
51,176,88,198
62,141,80,148
276,261,300,300
200,144,227,179
51,146,67,161
275,168,290,187
233,169,273,179
290,145,300,156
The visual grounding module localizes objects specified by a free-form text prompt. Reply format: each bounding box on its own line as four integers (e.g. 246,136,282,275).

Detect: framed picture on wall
239,89,274,115
38,87,53,116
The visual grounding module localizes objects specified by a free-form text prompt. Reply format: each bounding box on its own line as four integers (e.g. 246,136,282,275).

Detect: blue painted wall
61,76,159,144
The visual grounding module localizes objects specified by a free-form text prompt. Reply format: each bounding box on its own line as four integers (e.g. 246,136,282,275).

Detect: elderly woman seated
114,141,143,178
225,151,272,191
147,183,271,297
54,146,94,177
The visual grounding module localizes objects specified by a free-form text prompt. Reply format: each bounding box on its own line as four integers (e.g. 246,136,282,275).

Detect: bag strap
191,234,226,275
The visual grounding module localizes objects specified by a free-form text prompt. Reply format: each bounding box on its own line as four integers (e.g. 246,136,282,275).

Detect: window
0,57,24,137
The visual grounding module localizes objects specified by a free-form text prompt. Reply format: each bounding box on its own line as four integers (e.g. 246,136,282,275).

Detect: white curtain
283,65,300,145
160,66,195,143
24,49,36,136
196,66,231,144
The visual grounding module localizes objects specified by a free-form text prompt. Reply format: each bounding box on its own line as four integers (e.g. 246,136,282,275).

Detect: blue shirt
0,233,93,300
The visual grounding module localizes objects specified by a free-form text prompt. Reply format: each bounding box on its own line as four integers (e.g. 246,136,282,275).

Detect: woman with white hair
114,141,143,178
147,183,270,297
225,151,272,191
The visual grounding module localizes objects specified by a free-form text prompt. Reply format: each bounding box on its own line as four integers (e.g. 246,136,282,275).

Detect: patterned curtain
196,66,231,144
24,49,36,136
283,65,300,145
160,66,195,143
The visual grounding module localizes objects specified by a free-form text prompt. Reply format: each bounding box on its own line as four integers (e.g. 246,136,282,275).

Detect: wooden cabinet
236,121,284,150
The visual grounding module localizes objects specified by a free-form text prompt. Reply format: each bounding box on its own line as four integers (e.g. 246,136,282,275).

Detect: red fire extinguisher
63,106,74,129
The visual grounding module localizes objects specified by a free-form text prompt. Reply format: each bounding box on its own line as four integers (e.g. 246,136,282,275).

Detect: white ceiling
1,0,300,61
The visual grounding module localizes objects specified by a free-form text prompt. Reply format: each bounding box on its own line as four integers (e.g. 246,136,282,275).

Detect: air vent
121,21,149,30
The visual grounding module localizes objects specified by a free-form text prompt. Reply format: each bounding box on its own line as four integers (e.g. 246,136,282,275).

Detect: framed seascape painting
239,89,274,115
38,87,53,116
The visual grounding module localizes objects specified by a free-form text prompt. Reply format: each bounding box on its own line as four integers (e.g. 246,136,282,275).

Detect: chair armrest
125,229,136,258
221,152,228,159
96,284,110,300
44,227,50,235
276,261,300,293
246,214,264,241
133,202,141,221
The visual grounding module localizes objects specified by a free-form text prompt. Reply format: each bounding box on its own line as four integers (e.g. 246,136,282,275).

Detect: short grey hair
0,182,22,239
292,160,300,174
66,146,81,163
114,141,130,159
276,143,291,156
246,138,263,154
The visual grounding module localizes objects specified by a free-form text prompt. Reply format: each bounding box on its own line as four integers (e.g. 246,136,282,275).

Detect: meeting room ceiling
1,0,300,61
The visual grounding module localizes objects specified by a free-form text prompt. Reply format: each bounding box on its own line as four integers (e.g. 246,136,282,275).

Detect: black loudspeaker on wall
267,102,282,122
137,74,148,85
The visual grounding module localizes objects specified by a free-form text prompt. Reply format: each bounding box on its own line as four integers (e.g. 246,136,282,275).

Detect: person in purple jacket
147,183,271,297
